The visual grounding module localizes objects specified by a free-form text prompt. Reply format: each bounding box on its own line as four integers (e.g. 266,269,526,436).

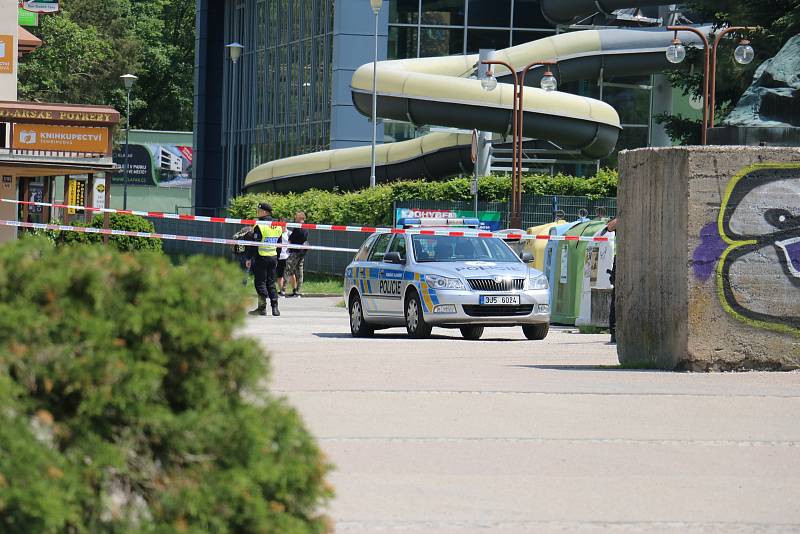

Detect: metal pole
667,26,710,145
709,26,757,128
227,64,236,207
123,88,130,210
369,9,379,188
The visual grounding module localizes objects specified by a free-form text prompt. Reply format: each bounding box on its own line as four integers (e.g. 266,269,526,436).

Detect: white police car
344,219,550,340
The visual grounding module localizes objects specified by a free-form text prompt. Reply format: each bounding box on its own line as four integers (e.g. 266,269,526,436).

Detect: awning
18,26,42,57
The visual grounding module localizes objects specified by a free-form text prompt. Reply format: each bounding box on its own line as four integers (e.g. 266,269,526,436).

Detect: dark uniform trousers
253,255,279,304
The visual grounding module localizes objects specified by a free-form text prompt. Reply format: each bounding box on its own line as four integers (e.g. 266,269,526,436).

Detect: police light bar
398,217,481,229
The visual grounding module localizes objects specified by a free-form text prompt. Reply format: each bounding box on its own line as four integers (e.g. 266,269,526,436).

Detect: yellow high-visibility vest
255,221,282,257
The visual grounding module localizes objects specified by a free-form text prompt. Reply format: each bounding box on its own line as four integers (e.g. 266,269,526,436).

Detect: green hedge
229,170,618,225
0,238,332,532
58,213,163,252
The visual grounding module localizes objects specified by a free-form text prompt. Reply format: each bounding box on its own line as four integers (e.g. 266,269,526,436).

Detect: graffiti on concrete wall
693,163,800,335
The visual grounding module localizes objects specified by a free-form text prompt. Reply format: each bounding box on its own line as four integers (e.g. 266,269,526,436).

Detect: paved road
242,297,800,534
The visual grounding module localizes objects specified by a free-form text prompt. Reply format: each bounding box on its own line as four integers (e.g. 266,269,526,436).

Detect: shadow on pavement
511,364,663,372
313,332,529,341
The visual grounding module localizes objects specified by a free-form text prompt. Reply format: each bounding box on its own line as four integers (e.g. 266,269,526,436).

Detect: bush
58,213,163,252
0,239,332,533
229,171,618,225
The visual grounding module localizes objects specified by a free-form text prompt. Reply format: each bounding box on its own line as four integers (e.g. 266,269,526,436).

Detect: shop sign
67,179,86,215
93,177,106,210
394,207,503,232
12,123,108,153
21,0,59,13
0,106,115,123
18,8,39,26
0,35,13,74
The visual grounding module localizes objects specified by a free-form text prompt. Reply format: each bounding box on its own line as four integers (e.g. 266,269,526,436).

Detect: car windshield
411,235,520,263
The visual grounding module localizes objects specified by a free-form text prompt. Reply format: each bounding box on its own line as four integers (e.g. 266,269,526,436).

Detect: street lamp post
481,59,558,229
225,42,244,205
369,0,383,188
120,74,138,210
666,26,710,145
666,26,756,143
709,27,756,127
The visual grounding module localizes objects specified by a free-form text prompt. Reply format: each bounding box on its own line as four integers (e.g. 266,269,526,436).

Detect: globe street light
666,27,711,144
665,38,686,64
225,42,245,204
734,39,754,65
369,0,383,188
481,70,498,92
120,73,138,210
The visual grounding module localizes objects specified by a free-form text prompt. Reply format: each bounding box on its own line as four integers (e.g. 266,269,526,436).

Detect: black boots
249,296,267,316
271,302,280,316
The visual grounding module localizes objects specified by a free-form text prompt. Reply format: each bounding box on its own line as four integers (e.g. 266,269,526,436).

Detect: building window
421,0,466,25
467,0,511,27
419,27,464,57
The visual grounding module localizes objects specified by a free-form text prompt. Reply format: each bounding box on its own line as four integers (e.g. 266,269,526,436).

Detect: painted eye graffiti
715,165,800,334
764,209,800,230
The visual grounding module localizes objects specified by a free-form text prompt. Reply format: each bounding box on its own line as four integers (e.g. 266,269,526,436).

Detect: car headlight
424,274,465,290
528,274,549,290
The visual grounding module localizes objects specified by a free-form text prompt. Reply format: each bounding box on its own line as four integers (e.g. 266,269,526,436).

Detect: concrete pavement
241,297,800,533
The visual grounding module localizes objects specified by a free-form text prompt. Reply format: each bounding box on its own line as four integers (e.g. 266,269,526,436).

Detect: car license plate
480,295,520,305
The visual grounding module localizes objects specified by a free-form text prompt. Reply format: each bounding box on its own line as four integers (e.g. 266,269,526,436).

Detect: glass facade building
194,0,664,210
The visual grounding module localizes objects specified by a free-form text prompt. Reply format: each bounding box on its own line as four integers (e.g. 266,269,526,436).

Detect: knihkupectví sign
12,123,108,153
21,0,59,13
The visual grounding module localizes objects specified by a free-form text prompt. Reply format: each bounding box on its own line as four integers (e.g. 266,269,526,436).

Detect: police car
344,218,550,340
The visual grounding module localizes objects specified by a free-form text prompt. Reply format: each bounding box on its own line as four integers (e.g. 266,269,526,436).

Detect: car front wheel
522,324,549,340
349,294,374,338
460,326,484,340
405,292,432,339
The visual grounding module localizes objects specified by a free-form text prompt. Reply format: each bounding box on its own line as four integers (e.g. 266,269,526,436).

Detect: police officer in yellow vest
246,202,283,316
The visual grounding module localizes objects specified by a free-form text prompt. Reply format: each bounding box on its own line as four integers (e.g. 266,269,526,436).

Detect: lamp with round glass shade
370,0,382,14
734,39,754,64
481,70,498,91
665,38,686,64
225,42,244,63
540,68,557,92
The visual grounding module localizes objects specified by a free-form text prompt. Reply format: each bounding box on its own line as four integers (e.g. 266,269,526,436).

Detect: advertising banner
12,123,108,153
66,179,86,215
28,183,43,214
0,35,13,74
394,207,503,232
92,177,106,210
112,144,192,188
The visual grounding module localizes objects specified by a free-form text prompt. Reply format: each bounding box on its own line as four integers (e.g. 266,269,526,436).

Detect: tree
657,0,800,144
17,0,196,132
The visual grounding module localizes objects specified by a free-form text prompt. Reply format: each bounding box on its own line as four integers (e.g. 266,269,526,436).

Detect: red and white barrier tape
2,199,614,242
0,220,360,253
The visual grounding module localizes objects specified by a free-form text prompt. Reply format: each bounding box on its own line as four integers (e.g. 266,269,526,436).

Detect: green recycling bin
549,219,609,325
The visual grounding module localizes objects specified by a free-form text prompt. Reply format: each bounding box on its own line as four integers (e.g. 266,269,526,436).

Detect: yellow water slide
244,27,707,193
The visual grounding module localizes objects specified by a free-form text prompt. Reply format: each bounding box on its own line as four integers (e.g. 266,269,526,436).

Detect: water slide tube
539,0,666,26
243,27,707,194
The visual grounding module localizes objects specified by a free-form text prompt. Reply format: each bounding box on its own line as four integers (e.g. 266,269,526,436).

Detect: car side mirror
384,251,404,264
521,251,534,263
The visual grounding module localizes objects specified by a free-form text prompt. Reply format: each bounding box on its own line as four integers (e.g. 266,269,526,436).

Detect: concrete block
590,288,612,327
617,146,800,370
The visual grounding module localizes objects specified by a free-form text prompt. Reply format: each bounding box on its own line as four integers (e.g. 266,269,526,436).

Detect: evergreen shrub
0,239,332,533
229,170,618,225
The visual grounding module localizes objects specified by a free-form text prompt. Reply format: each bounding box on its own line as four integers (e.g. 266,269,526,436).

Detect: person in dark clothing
246,202,282,316
285,211,309,297
603,218,618,343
